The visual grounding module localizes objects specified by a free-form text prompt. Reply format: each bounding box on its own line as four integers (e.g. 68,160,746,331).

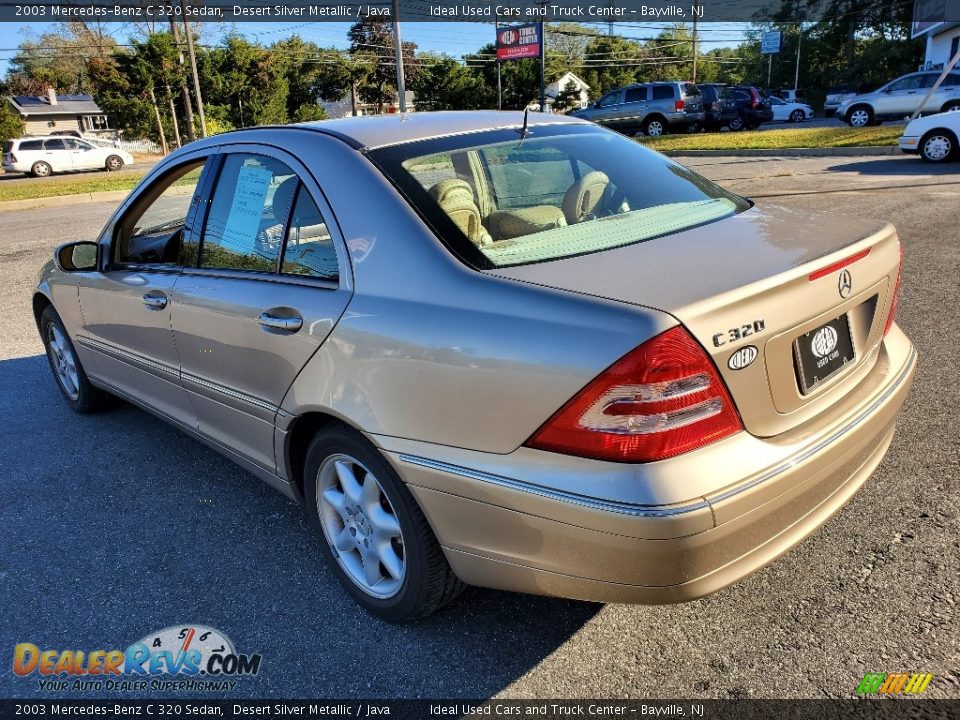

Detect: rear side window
624,87,647,103
652,86,674,100
43,139,66,150
19,140,43,151
281,189,338,280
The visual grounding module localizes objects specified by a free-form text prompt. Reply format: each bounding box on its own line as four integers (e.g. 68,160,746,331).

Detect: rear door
170,146,352,472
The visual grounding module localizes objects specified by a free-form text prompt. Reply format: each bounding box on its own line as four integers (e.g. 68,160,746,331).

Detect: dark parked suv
698,84,740,131
571,81,704,136
728,86,774,130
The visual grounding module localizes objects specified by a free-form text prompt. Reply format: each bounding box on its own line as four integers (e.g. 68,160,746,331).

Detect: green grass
0,170,148,202
639,125,903,152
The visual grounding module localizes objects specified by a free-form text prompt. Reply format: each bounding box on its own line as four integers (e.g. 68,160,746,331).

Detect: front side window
114,160,207,265
371,125,748,269
887,75,922,92
597,91,621,108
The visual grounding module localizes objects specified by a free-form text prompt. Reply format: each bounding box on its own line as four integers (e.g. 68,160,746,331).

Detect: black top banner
1,0,959,24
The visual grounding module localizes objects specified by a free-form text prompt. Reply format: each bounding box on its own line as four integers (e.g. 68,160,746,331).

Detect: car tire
31,161,52,178
40,306,109,413
643,116,667,137
728,115,745,132
846,105,873,128
105,155,124,172
303,426,465,622
919,129,957,163
789,109,805,123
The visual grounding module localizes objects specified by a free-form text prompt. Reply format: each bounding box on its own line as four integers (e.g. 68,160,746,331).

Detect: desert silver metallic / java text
47,324,79,401
317,454,405,598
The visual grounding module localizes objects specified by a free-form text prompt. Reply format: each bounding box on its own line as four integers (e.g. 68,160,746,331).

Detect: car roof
11,136,86,141
288,111,587,151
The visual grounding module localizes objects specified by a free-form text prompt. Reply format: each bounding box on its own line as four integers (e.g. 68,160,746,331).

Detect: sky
0,20,750,76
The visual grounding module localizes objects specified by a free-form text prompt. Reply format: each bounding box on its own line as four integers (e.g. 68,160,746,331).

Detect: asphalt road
0,155,957,700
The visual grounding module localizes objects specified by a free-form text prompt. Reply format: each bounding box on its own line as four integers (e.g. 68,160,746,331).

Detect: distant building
321,90,416,118
545,72,591,112
912,0,960,70
6,88,114,139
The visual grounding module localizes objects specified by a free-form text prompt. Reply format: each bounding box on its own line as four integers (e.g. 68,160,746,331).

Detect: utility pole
169,15,196,142
165,83,181,148
180,0,207,138
495,20,502,110
691,16,698,83
794,23,802,90
148,86,169,155
767,55,772,88
538,1,547,112
392,0,407,113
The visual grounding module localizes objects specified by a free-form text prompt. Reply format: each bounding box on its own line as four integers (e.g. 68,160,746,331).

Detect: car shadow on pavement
825,157,960,176
0,355,601,699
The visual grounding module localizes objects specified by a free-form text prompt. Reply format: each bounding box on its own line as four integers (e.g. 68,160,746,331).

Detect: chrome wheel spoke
360,473,381,509
335,460,363,503
361,548,383,586
321,486,348,521
377,543,404,581
334,526,355,552
370,505,400,539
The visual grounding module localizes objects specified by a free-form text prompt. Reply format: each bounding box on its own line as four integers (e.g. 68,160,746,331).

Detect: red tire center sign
496,23,541,61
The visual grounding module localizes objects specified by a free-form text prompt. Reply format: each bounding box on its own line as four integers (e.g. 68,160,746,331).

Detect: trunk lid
489,204,901,437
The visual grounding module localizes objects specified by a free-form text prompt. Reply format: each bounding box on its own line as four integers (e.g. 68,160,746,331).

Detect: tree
6,21,117,95
580,35,642,98
348,19,419,112
0,101,24,145
204,35,290,128
409,55,494,111
552,79,582,113
292,103,329,122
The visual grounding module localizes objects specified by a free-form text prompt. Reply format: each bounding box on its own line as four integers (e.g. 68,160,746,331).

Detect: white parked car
898,109,960,163
769,96,815,123
2,136,134,177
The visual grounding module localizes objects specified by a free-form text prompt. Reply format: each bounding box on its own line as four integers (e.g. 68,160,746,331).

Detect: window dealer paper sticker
220,164,272,254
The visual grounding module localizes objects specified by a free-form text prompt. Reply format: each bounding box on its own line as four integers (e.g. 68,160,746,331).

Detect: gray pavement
0,154,957,700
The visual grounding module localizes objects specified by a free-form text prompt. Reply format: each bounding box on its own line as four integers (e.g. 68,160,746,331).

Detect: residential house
7,88,114,139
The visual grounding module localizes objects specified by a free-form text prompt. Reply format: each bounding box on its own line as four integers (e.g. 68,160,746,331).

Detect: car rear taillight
8,153,16,163
525,327,743,463
712,101,720,111
675,99,685,111
883,244,903,336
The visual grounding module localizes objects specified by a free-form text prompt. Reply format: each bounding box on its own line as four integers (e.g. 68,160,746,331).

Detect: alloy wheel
47,324,80,400
790,110,804,123
922,134,952,162
316,454,406,599
849,109,870,127
646,120,664,137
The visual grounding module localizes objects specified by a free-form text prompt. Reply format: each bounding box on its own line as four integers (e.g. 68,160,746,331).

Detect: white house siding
924,26,960,68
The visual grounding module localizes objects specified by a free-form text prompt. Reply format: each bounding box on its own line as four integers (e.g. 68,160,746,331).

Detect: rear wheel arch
940,100,960,113
285,411,364,498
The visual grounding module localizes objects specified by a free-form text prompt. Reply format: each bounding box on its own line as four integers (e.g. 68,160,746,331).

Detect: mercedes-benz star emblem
838,269,853,298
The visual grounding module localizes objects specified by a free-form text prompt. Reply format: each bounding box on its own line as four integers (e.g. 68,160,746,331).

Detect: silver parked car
837,71,960,127
35,112,915,621
570,81,704,136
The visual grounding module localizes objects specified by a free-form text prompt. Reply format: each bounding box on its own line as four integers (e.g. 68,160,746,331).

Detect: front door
170,148,351,472
75,154,213,427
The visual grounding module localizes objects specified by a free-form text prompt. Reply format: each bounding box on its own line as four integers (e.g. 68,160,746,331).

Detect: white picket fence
86,136,163,154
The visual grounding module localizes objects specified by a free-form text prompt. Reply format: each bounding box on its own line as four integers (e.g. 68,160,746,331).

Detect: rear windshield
368,124,749,269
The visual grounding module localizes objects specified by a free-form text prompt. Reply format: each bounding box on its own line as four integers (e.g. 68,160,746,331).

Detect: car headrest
429,179,491,247
562,171,610,225
270,176,299,220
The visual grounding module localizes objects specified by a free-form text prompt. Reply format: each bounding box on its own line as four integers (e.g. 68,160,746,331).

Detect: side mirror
54,241,98,272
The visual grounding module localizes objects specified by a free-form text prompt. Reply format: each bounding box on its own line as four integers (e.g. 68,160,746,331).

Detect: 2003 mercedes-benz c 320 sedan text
34,112,916,621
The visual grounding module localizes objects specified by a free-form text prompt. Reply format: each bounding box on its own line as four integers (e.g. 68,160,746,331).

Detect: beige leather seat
562,170,610,225
429,179,492,247
486,205,566,240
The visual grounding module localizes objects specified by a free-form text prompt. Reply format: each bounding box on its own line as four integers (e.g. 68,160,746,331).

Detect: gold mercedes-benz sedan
34,112,916,621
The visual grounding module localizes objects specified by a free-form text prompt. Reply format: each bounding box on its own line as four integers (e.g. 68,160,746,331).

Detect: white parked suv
2,136,134,177
836,71,960,127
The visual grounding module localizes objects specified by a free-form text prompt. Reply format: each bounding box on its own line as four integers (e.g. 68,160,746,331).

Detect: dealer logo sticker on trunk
811,326,839,358
728,345,758,370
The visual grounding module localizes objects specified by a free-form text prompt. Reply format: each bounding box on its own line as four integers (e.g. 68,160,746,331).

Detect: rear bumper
384,328,917,604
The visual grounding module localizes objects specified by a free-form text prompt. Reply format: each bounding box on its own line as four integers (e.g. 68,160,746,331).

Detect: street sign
761,31,782,54
496,23,541,61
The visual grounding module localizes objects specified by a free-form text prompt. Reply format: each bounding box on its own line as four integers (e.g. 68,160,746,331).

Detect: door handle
258,311,303,333
142,292,167,310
